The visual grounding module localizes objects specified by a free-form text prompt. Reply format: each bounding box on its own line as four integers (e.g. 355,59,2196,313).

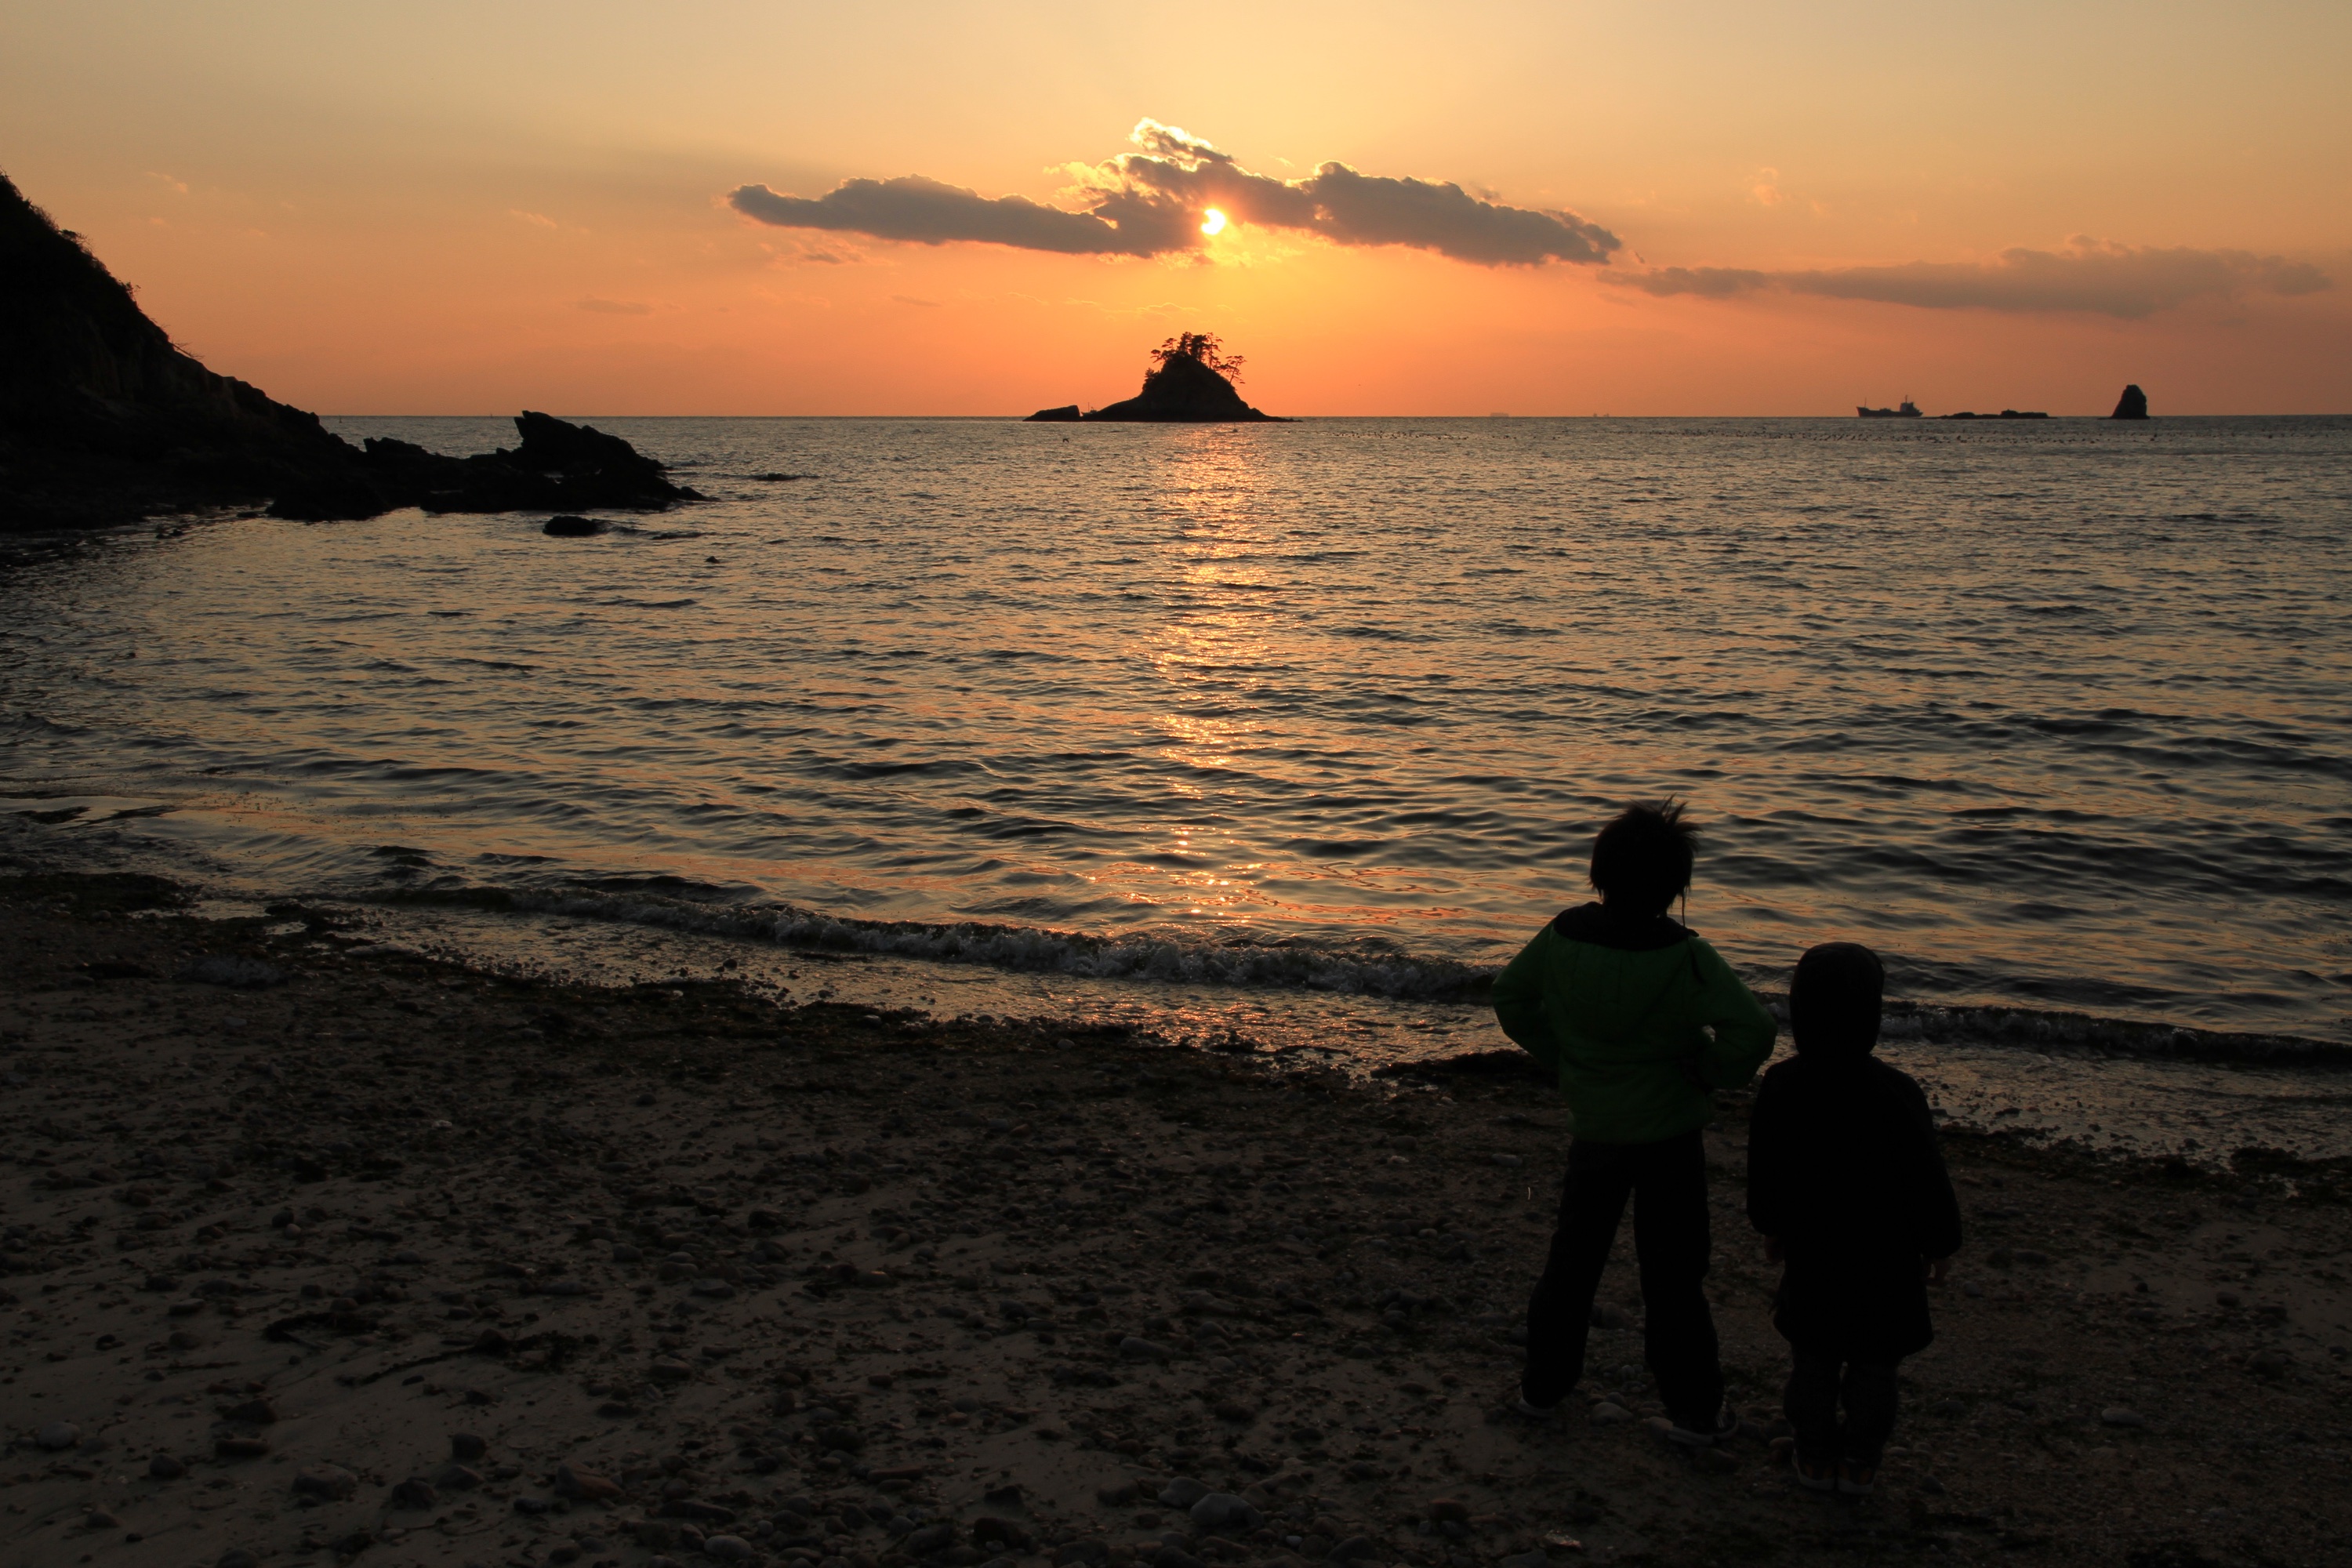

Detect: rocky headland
0,171,699,531
3,869,2350,1568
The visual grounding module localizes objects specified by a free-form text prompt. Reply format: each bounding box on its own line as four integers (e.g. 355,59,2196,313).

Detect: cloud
727,119,1620,267
509,209,558,229
1613,238,2330,318
578,297,652,315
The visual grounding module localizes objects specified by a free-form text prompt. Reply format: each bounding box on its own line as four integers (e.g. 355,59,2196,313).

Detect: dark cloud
1614,238,2329,318
728,120,1619,267
729,175,1162,256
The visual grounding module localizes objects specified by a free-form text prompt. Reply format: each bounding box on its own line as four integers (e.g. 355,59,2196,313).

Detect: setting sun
1200,207,1227,236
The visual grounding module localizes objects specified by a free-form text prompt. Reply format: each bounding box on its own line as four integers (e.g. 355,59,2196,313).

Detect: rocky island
1029,335,1282,423
2111,384,2151,420
0,170,699,531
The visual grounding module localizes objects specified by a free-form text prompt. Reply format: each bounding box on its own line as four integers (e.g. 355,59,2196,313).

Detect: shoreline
5,872,2350,1567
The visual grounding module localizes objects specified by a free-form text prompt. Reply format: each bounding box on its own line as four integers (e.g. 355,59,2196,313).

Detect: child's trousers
1785,1349,1900,1467
1522,1128,1724,1429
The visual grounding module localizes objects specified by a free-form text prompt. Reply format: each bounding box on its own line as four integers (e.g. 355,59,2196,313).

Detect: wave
376,878,2352,1067
382,880,1488,1000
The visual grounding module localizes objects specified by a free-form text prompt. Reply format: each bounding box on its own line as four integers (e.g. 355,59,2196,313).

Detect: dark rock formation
541,515,608,537
2111,384,2150,420
1,169,700,530
1082,350,1279,422
1025,405,1082,423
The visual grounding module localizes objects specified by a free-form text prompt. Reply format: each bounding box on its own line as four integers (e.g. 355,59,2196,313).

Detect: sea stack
2111,383,2151,419
1027,332,1282,423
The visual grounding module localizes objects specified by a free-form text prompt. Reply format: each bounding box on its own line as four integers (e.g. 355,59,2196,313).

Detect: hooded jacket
1746,1049,1964,1358
1490,902,1777,1144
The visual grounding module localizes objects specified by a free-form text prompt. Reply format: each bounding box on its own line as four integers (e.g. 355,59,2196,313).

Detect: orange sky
4,2,2347,415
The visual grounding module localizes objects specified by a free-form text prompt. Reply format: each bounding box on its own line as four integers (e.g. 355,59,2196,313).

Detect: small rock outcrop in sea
2111,383,2151,419
1027,332,1283,423
0,168,701,529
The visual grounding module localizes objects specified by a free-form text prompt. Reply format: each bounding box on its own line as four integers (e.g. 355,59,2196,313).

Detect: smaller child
1748,942,1962,1496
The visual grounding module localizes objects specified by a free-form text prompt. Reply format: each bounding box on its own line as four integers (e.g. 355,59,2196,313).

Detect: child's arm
1898,1075,1965,1261
1687,939,1778,1089
1745,1067,1786,1241
1491,927,1563,1074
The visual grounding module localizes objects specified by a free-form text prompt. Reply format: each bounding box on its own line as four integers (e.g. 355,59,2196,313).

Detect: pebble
554,1464,619,1500
1500,1552,1551,1568
85,1510,122,1529
149,1454,186,1479
702,1537,757,1563
37,1420,79,1450
390,1479,440,1509
451,1432,488,1460
1189,1494,1263,1533
216,1552,261,1568
293,1464,358,1501
1159,1478,1210,1509
1328,1536,1377,1563
1120,1336,1174,1361
2100,1406,2147,1428
1588,1403,1634,1426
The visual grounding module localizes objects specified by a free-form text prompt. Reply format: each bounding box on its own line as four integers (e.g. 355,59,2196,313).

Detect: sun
1200,208,1227,236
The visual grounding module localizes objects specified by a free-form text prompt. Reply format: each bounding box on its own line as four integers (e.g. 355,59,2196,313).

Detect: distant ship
1858,400,1923,418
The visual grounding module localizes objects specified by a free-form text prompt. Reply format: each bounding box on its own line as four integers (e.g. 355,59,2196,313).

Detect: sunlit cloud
1612,237,2330,318
727,118,1621,267
508,209,558,229
577,296,652,315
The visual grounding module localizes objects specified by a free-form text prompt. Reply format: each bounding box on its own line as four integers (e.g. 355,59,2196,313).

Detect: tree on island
1151,331,1245,384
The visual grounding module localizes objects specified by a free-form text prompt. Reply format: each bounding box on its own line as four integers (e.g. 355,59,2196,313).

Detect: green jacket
1493,902,1777,1144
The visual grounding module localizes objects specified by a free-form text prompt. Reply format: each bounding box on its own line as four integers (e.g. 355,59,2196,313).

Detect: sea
5,416,2350,1162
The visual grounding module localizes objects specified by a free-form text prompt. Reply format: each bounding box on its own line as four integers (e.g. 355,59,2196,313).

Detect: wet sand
5,872,2350,1568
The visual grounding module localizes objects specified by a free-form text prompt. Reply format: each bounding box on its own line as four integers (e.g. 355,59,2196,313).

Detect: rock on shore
0,169,700,529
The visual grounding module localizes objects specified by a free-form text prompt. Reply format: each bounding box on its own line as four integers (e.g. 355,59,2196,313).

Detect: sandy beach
5,870,2350,1568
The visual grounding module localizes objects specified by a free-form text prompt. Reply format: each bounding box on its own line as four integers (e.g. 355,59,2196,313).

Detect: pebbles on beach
1,884,2349,1568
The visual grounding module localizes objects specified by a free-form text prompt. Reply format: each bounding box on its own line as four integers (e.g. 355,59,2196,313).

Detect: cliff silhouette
0,169,699,530
2111,383,2151,419
1029,332,1282,423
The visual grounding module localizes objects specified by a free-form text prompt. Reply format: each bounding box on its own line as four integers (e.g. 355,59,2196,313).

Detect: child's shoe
1791,1453,1837,1494
1666,1402,1740,1447
1512,1395,1559,1421
1836,1462,1876,1497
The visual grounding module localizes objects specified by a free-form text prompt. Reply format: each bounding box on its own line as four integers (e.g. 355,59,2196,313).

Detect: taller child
1492,800,1777,1443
